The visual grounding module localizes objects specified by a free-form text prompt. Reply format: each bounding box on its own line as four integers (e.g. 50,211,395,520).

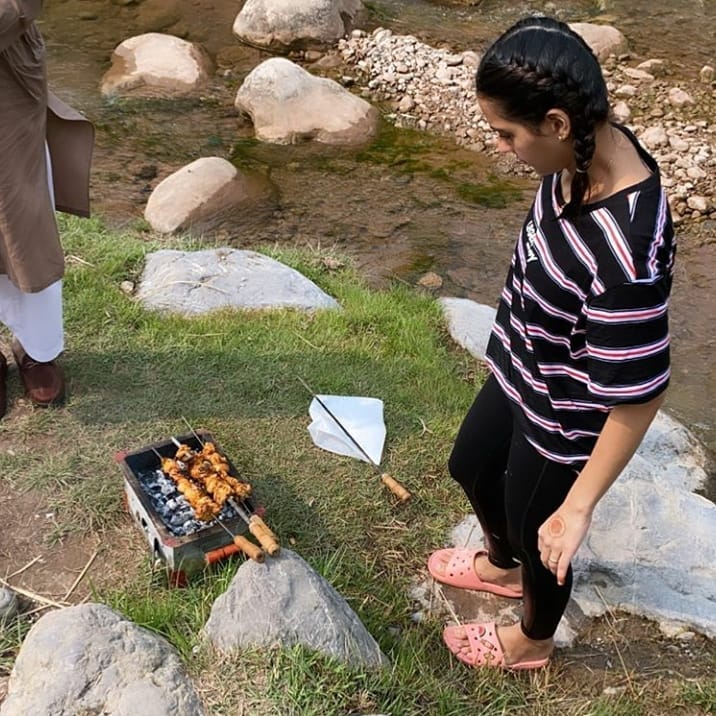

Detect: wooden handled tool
297,377,412,502
380,473,411,502
231,498,280,557
215,518,265,563
171,426,281,556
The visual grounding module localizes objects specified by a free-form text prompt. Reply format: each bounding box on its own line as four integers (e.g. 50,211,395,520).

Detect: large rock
143,157,271,234
204,548,388,668
0,604,204,716
101,33,212,97
135,248,340,315
569,22,629,62
235,57,378,145
573,475,715,636
234,0,365,52
439,297,496,361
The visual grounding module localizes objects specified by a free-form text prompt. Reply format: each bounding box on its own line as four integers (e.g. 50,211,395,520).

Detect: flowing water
39,0,715,491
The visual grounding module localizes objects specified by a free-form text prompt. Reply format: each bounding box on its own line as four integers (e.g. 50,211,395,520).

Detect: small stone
668,87,694,107
321,257,344,270
614,84,638,97
612,101,631,122
686,166,707,180
397,95,415,113
636,59,666,77
462,51,480,68
418,272,443,289
0,588,19,622
622,67,654,82
668,135,689,152
699,65,714,84
120,280,135,295
603,686,628,696
640,126,668,149
687,195,708,213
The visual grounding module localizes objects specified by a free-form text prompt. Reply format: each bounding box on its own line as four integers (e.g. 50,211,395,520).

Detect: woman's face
477,96,573,176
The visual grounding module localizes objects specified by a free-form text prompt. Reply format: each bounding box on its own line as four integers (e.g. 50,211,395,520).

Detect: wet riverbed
39,0,715,485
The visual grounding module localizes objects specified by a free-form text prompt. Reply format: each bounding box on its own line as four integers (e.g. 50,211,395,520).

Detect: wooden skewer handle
249,514,279,542
380,473,411,502
233,534,265,563
248,519,281,556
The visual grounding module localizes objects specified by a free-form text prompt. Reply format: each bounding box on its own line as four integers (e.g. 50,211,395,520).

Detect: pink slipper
427,548,522,598
443,621,550,671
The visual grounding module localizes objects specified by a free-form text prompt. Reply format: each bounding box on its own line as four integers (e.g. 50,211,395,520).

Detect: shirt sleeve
584,277,671,406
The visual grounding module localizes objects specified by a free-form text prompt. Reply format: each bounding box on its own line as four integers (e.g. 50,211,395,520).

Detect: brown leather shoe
0,352,7,418
12,342,65,407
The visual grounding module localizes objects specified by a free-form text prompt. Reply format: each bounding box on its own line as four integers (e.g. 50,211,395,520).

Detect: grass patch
1,215,713,715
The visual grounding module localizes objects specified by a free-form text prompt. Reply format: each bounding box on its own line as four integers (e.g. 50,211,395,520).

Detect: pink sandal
427,548,522,598
443,621,550,671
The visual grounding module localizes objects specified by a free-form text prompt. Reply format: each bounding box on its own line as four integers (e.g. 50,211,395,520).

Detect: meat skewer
175,426,281,557
159,455,220,521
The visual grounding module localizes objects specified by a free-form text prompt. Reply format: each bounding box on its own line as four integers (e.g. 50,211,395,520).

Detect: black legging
448,374,581,640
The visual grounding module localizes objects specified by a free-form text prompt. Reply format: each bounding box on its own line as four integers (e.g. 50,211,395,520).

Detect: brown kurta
0,1,93,293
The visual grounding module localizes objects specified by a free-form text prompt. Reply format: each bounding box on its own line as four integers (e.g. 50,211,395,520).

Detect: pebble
0,587,19,622
338,28,716,221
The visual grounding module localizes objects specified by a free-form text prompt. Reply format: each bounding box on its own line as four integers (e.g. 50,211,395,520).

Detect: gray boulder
235,57,378,145
135,248,340,315
0,603,204,716
204,548,388,668
234,0,365,52
439,297,496,361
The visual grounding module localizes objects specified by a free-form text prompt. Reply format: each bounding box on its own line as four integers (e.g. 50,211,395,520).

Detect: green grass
1,215,714,715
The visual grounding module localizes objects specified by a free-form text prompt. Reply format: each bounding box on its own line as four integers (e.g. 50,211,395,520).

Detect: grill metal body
115,431,257,581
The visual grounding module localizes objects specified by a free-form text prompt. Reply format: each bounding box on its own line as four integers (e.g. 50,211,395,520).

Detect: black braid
476,16,610,218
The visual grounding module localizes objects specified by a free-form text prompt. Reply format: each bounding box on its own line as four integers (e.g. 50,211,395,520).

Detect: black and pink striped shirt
485,127,675,466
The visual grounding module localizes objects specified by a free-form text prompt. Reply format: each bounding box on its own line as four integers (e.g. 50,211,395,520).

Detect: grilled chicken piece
161,457,220,521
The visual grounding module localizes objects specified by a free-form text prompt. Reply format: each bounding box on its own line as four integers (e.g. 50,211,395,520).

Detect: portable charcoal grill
115,431,261,582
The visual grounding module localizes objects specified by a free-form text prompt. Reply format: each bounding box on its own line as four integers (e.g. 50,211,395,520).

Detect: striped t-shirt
485,127,675,466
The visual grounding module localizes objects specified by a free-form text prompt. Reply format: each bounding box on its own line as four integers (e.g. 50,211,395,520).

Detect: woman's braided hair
476,16,610,218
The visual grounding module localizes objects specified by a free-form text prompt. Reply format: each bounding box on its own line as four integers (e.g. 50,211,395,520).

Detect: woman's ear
543,108,572,140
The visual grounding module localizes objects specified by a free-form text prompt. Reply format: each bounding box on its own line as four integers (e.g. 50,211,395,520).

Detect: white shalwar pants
0,143,63,363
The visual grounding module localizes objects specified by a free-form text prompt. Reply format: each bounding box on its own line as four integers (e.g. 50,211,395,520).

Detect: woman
428,16,675,670
0,0,93,417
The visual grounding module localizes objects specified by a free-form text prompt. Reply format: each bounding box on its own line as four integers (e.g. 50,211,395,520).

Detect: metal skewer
174,427,281,556
154,446,265,562
297,376,411,502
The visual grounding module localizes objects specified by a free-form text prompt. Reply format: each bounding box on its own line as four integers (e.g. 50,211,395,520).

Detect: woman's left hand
537,506,592,586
